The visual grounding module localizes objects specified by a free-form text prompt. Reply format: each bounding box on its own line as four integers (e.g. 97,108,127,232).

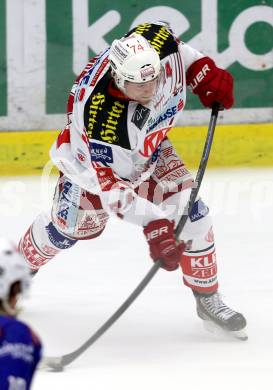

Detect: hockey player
19,22,246,336
0,239,42,389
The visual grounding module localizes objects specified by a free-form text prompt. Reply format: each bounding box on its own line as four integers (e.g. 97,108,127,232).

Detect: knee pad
52,176,109,240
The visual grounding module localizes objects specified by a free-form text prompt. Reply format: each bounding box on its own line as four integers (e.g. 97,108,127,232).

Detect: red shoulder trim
57,128,71,148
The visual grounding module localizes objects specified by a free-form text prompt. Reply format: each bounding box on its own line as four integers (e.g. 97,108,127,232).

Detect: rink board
0,123,272,175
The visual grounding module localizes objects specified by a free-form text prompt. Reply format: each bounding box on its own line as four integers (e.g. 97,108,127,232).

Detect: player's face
9,295,17,309
124,78,158,104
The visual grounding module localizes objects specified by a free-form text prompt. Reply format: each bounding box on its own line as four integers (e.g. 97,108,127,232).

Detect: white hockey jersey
50,23,203,216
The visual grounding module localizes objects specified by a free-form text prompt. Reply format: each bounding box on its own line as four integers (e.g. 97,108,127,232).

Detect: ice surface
0,168,273,390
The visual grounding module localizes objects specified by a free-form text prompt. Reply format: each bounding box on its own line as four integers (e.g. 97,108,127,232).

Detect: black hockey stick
175,102,220,237
41,103,220,371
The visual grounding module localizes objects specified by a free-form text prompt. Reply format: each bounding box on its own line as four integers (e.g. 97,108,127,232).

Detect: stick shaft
175,104,219,238
60,262,160,365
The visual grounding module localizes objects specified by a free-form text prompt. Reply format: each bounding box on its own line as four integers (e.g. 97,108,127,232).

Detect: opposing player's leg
19,175,109,273
146,139,247,334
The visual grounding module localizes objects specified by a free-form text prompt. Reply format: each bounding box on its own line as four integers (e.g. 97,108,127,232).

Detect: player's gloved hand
186,57,234,109
143,219,186,271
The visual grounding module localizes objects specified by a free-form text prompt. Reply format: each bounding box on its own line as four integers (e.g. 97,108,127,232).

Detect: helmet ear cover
0,238,30,305
109,33,161,92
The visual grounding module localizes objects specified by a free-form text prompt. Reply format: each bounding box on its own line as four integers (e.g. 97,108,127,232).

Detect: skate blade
202,319,248,341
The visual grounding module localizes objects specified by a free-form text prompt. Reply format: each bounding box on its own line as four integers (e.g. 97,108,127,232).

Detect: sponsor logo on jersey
90,142,113,164
76,210,109,238
153,144,190,187
76,148,87,162
0,342,34,363
87,92,106,138
91,57,109,86
74,64,96,103
131,104,151,130
74,49,109,103
85,77,130,148
149,26,172,54
147,98,184,132
78,88,86,102
133,23,151,35
100,101,125,143
139,127,171,157
133,23,172,55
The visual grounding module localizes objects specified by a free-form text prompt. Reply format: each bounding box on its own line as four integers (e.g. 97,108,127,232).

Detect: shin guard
178,199,218,294
180,244,218,294
19,213,77,271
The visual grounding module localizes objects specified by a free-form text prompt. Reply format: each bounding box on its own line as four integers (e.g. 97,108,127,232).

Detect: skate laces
200,292,236,321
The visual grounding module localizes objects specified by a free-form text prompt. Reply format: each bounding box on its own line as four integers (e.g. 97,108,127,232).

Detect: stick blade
39,356,65,372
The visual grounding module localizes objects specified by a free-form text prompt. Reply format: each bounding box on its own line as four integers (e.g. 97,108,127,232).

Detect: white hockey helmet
0,238,31,302
109,33,161,92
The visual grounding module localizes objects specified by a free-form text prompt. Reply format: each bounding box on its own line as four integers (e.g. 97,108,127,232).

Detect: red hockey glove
186,57,234,109
143,219,186,271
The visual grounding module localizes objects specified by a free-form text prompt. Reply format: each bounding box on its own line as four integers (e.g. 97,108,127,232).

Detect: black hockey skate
193,291,247,340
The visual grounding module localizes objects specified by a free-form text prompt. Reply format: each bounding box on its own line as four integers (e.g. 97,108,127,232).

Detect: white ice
0,168,273,390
